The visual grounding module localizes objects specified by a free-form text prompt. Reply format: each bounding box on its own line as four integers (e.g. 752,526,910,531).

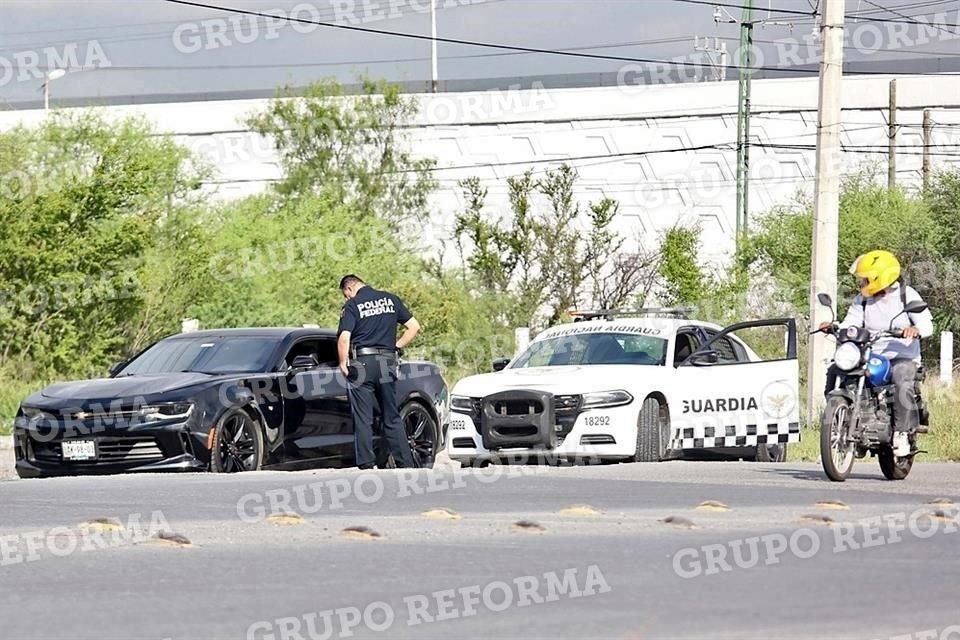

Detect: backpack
861,280,915,328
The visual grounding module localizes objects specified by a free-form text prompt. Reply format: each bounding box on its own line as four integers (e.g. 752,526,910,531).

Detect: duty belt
354,347,397,357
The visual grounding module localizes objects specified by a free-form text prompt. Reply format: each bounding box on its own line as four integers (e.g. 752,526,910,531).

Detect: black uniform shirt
337,286,412,350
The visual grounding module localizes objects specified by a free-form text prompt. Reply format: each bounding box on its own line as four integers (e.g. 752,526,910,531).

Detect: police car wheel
755,443,787,463
210,407,265,473
632,396,668,463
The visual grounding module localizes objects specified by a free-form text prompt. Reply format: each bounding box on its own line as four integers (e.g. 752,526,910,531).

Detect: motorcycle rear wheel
821,396,855,482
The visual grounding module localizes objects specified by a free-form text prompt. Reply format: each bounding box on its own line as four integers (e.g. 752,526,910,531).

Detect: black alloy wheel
210,408,265,473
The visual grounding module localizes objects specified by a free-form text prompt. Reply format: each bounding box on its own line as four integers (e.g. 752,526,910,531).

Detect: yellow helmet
850,250,901,298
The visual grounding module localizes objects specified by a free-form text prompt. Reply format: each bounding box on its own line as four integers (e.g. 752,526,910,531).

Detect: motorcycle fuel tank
866,355,892,387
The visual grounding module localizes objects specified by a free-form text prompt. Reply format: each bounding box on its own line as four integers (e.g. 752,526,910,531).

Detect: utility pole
712,2,792,245
734,0,754,242
430,0,439,93
923,109,932,192
806,0,846,423
888,79,897,189
694,36,728,81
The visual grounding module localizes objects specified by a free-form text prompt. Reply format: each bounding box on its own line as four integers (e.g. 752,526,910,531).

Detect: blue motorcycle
814,293,930,482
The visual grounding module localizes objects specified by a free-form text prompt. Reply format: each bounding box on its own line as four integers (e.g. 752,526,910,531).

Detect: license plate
62,440,96,461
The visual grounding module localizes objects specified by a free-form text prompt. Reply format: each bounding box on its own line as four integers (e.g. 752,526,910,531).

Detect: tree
245,78,436,228
0,111,207,378
453,165,626,328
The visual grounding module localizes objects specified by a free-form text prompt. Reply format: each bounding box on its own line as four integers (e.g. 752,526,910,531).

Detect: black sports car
12,328,448,478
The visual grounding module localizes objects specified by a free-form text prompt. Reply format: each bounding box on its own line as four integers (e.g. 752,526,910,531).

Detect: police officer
337,275,421,469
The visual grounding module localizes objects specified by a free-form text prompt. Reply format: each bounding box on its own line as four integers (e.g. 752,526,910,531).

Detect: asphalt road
1,451,958,640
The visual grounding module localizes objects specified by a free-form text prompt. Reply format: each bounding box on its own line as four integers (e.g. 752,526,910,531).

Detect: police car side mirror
689,350,720,366
492,358,510,372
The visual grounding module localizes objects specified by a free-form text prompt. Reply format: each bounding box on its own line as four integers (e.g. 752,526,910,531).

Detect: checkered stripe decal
669,423,801,450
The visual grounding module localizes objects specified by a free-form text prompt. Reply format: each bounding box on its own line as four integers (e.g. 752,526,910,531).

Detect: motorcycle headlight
581,390,634,409
833,342,862,371
137,402,194,422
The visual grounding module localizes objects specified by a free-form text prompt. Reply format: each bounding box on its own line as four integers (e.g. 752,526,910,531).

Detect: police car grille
492,399,544,416
554,395,582,433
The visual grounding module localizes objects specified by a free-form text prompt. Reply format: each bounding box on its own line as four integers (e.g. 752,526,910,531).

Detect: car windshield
116,335,280,376
510,332,668,368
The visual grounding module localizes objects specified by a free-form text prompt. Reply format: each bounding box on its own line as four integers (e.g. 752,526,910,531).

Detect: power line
674,0,960,30
859,0,960,36
160,0,826,76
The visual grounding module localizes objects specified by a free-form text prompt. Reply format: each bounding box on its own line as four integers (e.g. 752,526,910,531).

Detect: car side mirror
492,358,510,372
108,361,126,377
289,354,320,374
689,350,720,366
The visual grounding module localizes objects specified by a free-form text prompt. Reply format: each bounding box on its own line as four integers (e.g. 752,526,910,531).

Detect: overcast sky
1,0,959,105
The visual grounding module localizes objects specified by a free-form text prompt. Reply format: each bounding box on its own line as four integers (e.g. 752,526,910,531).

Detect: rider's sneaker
893,432,911,457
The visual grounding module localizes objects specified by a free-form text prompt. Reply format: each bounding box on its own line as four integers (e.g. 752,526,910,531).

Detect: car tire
632,396,669,462
379,401,439,470
755,443,788,462
210,407,265,473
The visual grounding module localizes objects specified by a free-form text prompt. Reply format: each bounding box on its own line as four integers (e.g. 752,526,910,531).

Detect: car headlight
450,395,477,413
581,390,634,409
833,342,862,372
18,406,56,426
137,402,194,422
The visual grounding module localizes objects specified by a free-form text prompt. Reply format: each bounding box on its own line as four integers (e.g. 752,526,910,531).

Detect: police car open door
669,319,800,453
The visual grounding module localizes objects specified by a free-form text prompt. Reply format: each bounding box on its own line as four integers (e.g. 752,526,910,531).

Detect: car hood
451,365,661,397
32,372,221,404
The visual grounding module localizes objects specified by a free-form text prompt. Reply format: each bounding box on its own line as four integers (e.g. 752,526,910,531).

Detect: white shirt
838,283,934,362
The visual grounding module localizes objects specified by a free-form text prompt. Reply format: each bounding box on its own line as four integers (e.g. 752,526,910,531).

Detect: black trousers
347,354,414,468
824,359,919,433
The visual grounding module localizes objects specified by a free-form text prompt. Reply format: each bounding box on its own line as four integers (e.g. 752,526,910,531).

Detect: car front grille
452,437,476,449
32,436,165,465
555,394,582,434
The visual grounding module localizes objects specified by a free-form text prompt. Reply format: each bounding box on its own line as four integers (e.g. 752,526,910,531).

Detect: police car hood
452,365,659,397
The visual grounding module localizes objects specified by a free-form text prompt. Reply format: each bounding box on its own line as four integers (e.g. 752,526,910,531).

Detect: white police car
445,309,800,465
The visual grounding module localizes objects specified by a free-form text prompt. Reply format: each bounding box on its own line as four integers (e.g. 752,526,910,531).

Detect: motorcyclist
819,250,934,457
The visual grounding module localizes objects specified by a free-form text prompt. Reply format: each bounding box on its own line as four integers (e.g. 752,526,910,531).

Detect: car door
668,319,800,450
281,338,354,463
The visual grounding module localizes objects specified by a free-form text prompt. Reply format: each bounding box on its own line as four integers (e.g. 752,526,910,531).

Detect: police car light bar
568,308,694,321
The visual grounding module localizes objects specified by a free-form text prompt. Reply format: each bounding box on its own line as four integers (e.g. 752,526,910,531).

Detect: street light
41,68,66,110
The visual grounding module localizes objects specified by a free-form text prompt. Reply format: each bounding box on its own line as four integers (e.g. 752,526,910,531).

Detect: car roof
160,327,337,341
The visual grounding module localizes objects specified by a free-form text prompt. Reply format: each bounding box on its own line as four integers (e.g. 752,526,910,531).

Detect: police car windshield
510,332,668,368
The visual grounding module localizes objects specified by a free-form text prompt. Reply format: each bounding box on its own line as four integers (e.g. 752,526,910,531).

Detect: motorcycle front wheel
878,435,915,481
821,396,855,482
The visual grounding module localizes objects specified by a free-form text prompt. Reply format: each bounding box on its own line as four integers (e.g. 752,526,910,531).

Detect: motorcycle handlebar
808,326,907,339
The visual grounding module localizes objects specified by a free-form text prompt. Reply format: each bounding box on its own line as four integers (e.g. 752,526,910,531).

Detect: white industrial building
2,73,960,262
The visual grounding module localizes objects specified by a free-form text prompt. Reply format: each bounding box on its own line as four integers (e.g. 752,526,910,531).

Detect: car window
119,336,280,375
703,330,748,363
673,331,699,366
283,338,338,368
512,332,667,368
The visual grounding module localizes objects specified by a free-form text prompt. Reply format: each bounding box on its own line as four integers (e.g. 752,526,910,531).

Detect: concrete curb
0,436,12,451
